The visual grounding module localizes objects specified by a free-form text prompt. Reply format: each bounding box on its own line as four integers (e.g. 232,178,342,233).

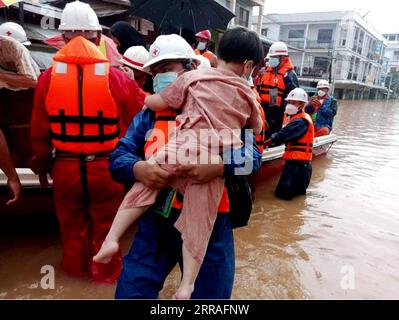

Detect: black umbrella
131,0,235,33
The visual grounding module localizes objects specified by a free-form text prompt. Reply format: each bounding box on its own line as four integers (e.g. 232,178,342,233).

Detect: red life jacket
259,57,294,106
282,111,314,161
45,36,119,154
144,108,229,213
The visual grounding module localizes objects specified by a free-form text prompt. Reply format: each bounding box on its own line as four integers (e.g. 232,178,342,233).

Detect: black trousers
262,103,285,138
275,160,312,200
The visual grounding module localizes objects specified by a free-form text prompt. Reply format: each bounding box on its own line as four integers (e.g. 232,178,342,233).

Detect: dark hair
217,27,264,66
110,21,144,54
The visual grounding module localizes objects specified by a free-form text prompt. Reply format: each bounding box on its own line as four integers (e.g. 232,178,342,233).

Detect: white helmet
0,22,31,45
196,55,211,71
317,80,330,89
59,1,102,31
142,34,200,73
285,88,308,103
268,41,288,57
121,46,150,73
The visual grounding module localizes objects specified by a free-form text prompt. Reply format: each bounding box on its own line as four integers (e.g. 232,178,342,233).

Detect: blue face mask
153,72,178,93
269,57,280,68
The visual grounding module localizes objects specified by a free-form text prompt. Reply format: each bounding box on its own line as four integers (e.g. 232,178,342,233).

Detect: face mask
285,104,299,115
269,57,280,68
197,41,206,51
153,72,178,93
318,90,327,97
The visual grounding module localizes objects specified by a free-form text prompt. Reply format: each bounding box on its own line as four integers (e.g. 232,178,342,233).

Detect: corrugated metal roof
85,0,129,17
11,0,62,19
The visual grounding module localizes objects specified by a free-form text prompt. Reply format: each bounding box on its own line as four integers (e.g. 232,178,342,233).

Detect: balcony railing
301,67,329,78
282,39,333,50
306,40,333,49
285,40,305,49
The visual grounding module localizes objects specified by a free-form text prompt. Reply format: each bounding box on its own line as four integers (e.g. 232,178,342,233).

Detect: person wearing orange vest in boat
108,31,262,299
265,88,314,200
305,80,338,137
249,74,268,153
194,30,218,68
259,42,299,138
29,1,145,283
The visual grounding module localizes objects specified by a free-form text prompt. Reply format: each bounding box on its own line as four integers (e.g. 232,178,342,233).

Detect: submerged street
1,100,398,299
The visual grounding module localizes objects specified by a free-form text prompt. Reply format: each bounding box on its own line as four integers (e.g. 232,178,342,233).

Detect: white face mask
269,57,280,68
197,41,206,51
285,104,299,115
318,90,327,97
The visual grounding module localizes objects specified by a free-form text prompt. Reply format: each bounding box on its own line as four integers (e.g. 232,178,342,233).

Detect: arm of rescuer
0,129,22,205
284,70,299,97
265,117,309,147
109,108,262,186
30,67,145,184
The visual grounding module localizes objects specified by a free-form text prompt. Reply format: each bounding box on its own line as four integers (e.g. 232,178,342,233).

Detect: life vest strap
49,109,119,143
48,114,119,125
51,130,120,143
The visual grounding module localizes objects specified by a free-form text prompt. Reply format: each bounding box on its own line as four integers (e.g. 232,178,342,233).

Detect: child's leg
172,176,225,299
93,206,149,264
93,181,160,264
173,243,201,299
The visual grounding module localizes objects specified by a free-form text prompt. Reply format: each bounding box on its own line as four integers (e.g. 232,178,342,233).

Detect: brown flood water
1,100,399,299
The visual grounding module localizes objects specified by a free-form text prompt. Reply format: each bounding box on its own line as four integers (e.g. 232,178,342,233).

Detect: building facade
216,0,265,33
252,11,388,100
383,33,399,73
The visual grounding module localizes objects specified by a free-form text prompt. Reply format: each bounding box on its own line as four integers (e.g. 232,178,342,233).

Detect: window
317,29,333,42
288,29,304,39
314,57,329,75
388,35,396,41
394,51,399,60
237,7,249,27
261,28,268,37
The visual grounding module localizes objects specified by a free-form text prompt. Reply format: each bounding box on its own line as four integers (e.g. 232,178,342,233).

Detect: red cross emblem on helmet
151,47,160,57
6,31,12,36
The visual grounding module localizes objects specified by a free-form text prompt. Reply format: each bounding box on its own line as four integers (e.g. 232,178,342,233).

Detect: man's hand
175,160,225,184
121,66,135,80
133,160,174,189
6,176,22,206
39,173,49,189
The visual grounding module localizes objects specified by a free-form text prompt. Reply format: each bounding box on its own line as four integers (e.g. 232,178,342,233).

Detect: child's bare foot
93,239,119,264
172,283,194,300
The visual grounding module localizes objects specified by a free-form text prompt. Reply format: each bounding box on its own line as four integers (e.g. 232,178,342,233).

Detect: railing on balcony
282,39,333,50
306,40,333,49
285,39,305,49
301,67,329,78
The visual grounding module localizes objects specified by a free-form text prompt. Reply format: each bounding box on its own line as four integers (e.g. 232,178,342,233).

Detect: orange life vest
45,36,119,154
252,87,266,153
283,112,314,161
259,57,294,106
195,49,215,62
144,108,229,213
